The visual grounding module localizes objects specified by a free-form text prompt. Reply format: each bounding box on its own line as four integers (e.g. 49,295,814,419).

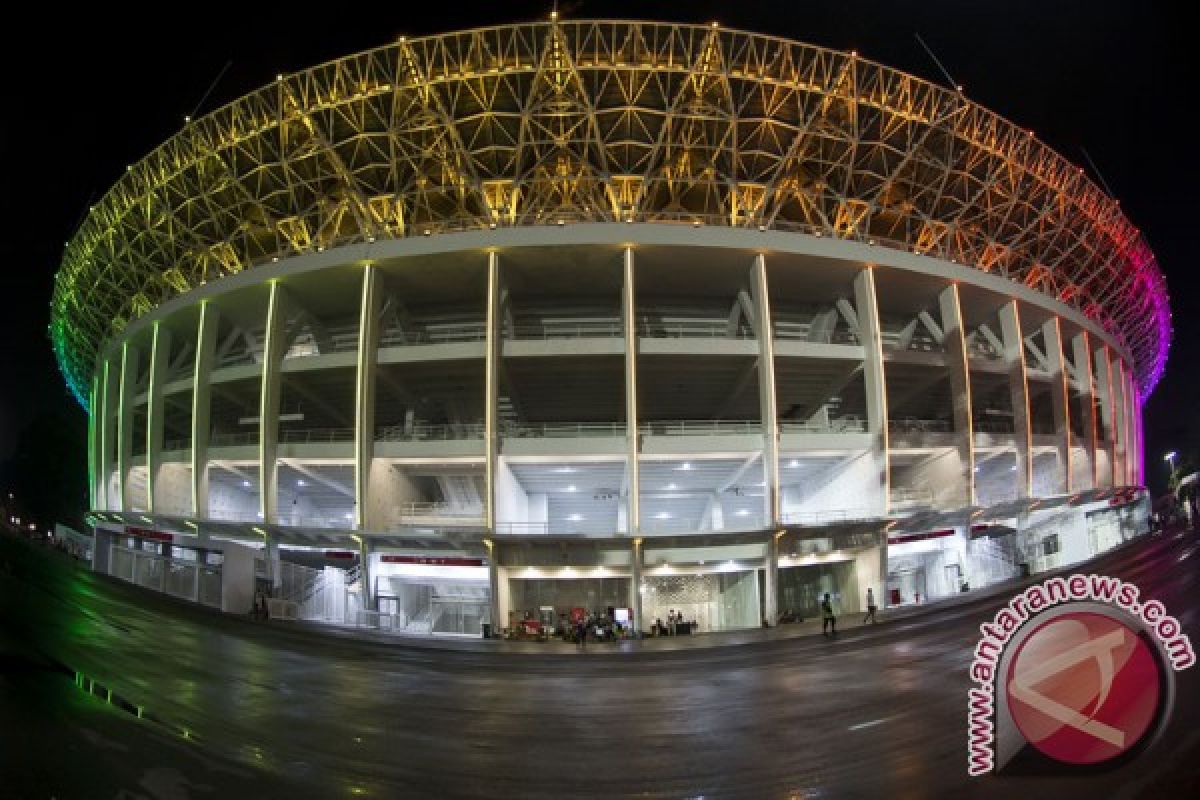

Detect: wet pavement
2,527,1199,799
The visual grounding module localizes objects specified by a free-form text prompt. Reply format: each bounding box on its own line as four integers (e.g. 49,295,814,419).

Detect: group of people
570,611,623,646
652,609,694,636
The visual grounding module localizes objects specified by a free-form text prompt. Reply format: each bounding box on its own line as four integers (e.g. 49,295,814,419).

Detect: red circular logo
1006,611,1161,765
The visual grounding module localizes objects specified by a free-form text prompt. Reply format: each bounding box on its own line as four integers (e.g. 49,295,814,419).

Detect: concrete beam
1071,332,1099,490
938,284,974,506
751,254,780,527
1041,318,1071,493
623,246,640,535
355,263,383,529
146,323,172,512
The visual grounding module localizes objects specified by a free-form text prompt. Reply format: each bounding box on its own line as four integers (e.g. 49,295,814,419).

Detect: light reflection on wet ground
1,527,1198,798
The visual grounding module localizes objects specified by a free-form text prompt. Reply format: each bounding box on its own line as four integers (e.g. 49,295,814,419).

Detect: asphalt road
2,526,1198,799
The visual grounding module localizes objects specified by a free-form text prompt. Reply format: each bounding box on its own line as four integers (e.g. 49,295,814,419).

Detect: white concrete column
485,252,501,532
1093,347,1117,488
117,342,139,511
259,281,289,524
354,534,374,611
1072,332,1099,490
764,531,780,625
88,373,100,510
998,301,1032,498
1041,317,1071,494
1120,362,1136,486
853,268,889,515
146,323,171,513
355,263,384,531
191,301,219,517
1111,352,1127,487
630,537,643,634
751,254,780,526
100,357,119,509
485,538,501,635
938,284,974,507
622,247,641,535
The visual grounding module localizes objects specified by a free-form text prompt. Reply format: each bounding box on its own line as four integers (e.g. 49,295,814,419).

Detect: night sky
0,1,1194,525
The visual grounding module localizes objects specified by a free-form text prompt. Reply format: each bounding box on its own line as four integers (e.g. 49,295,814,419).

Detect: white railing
279,427,355,443
638,419,761,435
509,322,622,339
888,418,954,433
503,421,624,438
889,488,935,507
637,320,753,339
399,502,485,519
779,418,867,434
781,508,878,526
379,325,487,346
377,423,485,441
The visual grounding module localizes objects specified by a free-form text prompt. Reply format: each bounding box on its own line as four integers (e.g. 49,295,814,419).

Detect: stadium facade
57,19,1167,635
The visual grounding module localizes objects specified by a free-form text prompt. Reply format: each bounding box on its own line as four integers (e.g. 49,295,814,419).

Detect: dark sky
0,1,1194,509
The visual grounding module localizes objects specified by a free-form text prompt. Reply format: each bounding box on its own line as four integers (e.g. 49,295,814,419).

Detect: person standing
821,592,837,637
863,588,877,624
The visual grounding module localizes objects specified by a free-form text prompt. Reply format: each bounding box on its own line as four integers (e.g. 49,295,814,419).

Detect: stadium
55,18,1168,636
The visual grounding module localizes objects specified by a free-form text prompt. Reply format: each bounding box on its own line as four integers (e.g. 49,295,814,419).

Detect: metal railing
379,325,487,346
637,320,754,339
974,418,1016,434
503,421,624,438
378,423,485,441
209,431,259,447
399,502,485,519
888,418,954,433
509,322,622,339
279,427,355,443
889,488,935,507
163,438,190,452
779,418,867,434
638,419,760,435
781,508,878,526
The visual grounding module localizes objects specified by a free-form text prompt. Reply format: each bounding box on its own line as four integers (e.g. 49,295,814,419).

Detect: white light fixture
242,480,251,488
666,483,678,491
735,509,750,517
676,462,692,471
655,512,670,520
788,459,800,468
297,479,307,487
565,485,577,492
554,467,577,474
567,513,583,522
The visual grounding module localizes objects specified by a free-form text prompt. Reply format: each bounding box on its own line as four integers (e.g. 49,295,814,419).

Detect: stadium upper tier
51,19,1169,406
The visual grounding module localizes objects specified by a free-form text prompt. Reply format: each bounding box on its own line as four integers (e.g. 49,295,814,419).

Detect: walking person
863,588,877,624
821,592,837,637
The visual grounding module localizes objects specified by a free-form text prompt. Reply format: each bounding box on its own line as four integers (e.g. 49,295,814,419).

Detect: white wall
494,458,529,525
782,451,883,517
903,450,968,509
365,460,422,530
154,464,192,514
207,476,258,520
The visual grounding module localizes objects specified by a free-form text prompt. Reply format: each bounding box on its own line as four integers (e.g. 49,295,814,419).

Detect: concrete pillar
485,538,501,635
998,301,1032,498
1071,332,1099,490
485,252,501,532
88,373,99,510
1120,362,1136,486
355,263,384,531
1111,352,1127,487
259,281,290,524
879,530,890,609
1042,317,1071,494
622,247,641,535
355,535,374,611
764,531,780,625
146,323,171,513
938,284,974,507
853,268,889,515
750,254,780,526
191,301,219,517
1093,347,1117,488
630,537,643,634
117,342,139,511
100,356,119,510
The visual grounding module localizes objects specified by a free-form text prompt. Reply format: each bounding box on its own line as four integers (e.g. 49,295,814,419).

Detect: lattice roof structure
51,18,1170,407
